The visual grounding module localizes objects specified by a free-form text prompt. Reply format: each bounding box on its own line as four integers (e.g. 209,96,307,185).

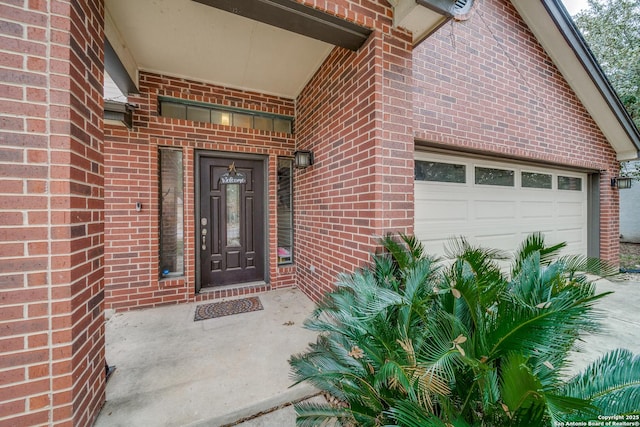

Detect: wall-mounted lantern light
611,176,633,189
294,150,314,169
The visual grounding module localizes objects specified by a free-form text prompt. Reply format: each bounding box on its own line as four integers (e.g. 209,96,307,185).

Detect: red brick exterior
412,0,620,263
0,0,628,424
101,1,418,308
0,1,105,426
295,25,416,300
104,73,297,310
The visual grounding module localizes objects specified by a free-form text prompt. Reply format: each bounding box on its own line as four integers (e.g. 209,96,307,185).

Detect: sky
561,0,591,15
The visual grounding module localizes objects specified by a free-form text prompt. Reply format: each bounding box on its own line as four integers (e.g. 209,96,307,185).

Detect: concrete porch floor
94,279,640,426
94,287,319,427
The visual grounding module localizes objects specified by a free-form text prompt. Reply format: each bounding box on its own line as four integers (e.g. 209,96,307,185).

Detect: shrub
289,233,640,426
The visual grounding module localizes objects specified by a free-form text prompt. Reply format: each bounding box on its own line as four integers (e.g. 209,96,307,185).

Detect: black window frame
277,158,294,265
159,147,185,278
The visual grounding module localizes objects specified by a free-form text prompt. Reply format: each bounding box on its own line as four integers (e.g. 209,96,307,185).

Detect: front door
199,156,265,288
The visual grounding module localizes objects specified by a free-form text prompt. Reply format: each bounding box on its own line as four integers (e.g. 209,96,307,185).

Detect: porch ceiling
105,0,334,98
105,0,457,100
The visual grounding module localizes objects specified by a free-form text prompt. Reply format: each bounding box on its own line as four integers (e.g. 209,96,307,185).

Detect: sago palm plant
289,233,640,426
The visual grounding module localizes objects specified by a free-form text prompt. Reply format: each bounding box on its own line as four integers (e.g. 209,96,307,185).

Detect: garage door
414,151,588,258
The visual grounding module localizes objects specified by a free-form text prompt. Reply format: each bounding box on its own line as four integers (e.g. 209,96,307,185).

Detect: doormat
194,296,263,321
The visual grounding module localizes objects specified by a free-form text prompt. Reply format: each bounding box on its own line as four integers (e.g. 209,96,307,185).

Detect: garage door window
558,176,582,191
415,161,466,183
522,172,552,189
475,167,514,186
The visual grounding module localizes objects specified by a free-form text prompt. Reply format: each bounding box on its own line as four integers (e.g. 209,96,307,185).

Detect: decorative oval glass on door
226,184,241,247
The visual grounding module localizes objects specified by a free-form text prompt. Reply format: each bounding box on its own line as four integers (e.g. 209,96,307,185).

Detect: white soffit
104,72,127,102
393,0,449,45
105,0,333,99
511,0,639,161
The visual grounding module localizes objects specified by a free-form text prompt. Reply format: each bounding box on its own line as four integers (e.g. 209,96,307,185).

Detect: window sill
277,262,294,268
160,273,184,280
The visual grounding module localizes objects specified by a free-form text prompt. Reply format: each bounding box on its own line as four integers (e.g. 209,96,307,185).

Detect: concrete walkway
94,288,318,427
566,277,640,375
94,279,640,426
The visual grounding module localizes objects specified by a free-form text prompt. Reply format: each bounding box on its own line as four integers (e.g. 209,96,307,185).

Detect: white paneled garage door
414,151,588,257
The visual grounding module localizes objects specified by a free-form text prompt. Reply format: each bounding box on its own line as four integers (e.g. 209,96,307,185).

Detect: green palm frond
385,400,452,427
508,251,555,305
418,311,467,379
488,255,607,361
555,254,619,278
544,393,595,423
486,290,607,359
500,353,543,414
378,233,420,272
562,349,640,417
372,254,400,291
375,359,413,396
498,359,591,422
477,365,501,409
305,270,403,335
290,233,640,427
397,259,438,334
290,334,370,387
294,402,352,427
508,403,548,427
444,236,508,261
443,239,507,314
511,232,566,277
399,233,431,264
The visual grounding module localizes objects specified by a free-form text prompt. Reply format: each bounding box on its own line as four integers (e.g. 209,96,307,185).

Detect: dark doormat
194,296,263,321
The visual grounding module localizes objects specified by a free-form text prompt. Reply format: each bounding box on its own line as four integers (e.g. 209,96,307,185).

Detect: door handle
201,217,208,251
201,227,207,251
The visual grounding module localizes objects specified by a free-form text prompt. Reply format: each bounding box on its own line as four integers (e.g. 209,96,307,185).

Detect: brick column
0,1,106,425
379,29,415,233
295,18,414,300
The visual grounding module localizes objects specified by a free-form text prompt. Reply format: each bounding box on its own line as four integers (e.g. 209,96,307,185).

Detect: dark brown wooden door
199,157,264,288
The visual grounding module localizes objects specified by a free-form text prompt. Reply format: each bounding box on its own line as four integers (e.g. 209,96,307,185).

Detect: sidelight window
277,158,293,265
159,148,184,277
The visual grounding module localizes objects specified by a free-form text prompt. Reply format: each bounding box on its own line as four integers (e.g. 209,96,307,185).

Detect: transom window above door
159,97,293,133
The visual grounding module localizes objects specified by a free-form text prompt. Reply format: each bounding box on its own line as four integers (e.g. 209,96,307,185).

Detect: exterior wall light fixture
611,176,633,189
294,150,314,169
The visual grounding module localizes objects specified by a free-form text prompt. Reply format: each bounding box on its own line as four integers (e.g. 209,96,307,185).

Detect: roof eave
390,0,459,46
511,0,640,161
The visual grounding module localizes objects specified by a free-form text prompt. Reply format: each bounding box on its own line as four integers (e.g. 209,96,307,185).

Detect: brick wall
412,0,620,263
295,4,415,300
0,1,105,425
103,0,417,309
104,72,296,311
